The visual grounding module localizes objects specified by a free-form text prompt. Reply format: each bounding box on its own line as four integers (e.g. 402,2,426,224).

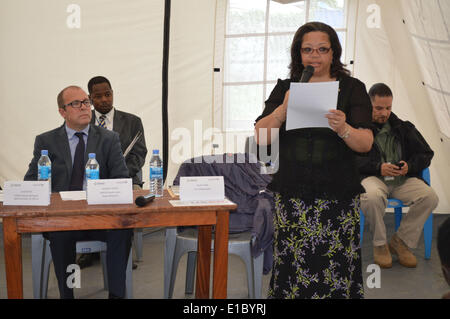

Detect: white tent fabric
0,0,164,191
0,0,448,212
353,0,449,212
402,0,450,138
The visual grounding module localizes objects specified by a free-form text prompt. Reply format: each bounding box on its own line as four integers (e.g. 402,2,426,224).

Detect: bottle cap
88,153,96,158
41,150,48,156
153,149,159,154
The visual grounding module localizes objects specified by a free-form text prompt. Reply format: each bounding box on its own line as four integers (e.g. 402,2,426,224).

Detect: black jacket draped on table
173,153,274,274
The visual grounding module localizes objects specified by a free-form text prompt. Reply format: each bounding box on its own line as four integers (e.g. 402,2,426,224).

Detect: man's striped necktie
98,115,106,128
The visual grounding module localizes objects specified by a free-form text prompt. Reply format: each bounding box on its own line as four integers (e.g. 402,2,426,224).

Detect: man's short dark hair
87,76,112,94
369,83,393,100
438,217,450,266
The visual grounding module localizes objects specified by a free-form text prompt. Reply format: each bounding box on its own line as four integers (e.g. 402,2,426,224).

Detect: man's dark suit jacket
24,123,131,298
91,109,147,186
24,124,129,189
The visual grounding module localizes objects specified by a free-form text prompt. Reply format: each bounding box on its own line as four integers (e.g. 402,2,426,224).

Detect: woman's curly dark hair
289,21,350,81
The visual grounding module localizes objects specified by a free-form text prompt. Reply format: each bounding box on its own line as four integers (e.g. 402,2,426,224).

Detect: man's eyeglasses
300,47,331,55
64,99,91,109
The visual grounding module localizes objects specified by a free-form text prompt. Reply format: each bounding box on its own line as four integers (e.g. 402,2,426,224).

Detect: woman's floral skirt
268,193,364,299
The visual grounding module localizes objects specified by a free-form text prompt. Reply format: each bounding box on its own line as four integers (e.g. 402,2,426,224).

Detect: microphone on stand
300,65,315,83
135,193,156,207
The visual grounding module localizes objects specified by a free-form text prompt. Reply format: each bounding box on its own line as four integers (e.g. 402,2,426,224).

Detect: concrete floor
0,213,449,299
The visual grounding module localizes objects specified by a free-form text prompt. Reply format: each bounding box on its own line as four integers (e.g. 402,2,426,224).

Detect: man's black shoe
76,253,100,269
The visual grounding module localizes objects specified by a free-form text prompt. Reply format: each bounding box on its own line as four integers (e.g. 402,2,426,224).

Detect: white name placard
180,176,225,201
87,178,133,205
3,181,50,206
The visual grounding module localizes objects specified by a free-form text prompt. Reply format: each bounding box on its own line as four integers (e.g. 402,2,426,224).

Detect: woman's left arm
326,78,375,153
326,109,373,153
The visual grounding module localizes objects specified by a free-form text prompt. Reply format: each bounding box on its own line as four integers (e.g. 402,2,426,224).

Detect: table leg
2,217,23,299
213,211,229,299
195,225,212,299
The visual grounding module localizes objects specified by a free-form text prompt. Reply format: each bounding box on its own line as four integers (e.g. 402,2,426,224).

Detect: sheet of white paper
87,178,133,205
180,176,224,201
286,81,339,131
169,198,235,207
169,198,234,207
3,181,50,206
60,191,87,201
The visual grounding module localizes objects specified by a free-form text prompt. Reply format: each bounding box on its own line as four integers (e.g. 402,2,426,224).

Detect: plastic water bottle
149,149,163,197
85,153,100,180
38,150,52,193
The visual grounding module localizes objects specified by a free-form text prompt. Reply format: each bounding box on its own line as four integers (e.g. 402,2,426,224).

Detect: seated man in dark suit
88,76,147,189
75,76,148,269
24,85,133,299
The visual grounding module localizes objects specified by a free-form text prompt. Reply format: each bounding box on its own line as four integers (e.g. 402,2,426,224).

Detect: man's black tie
69,132,85,191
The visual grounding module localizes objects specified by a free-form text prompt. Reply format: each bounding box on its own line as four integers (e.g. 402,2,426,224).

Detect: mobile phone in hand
394,162,404,169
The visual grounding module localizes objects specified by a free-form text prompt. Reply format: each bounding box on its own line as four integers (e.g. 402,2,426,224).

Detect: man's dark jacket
24,124,129,190
356,112,434,181
91,109,147,186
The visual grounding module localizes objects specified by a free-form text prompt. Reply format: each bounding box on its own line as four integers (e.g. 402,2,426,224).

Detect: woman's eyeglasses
300,47,331,55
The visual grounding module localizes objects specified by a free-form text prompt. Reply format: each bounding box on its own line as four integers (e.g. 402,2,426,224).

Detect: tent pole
162,0,171,184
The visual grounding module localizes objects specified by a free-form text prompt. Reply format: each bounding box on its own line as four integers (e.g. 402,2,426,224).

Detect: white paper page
86,178,133,205
286,81,339,131
60,191,87,201
3,181,50,206
180,176,224,201
169,198,235,207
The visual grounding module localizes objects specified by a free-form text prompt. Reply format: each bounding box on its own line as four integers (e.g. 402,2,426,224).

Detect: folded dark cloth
173,153,274,274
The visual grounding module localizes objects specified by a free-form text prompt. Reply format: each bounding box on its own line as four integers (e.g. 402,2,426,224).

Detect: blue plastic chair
360,168,433,259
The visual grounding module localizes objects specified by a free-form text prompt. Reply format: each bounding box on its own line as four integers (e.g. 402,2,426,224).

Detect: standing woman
255,22,374,299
